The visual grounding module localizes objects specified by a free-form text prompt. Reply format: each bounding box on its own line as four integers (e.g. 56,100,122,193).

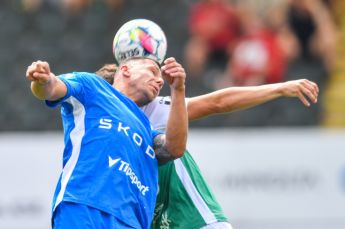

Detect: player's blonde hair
95,64,117,85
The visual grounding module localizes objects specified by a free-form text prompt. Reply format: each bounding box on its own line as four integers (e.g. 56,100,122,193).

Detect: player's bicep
46,74,84,107
187,95,217,121
153,134,175,165
51,77,68,101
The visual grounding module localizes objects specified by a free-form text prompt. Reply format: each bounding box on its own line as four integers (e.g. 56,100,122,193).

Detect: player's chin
140,92,157,106
149,91,158,102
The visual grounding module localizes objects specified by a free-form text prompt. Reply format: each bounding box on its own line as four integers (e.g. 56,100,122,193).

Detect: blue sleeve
45,72,88,108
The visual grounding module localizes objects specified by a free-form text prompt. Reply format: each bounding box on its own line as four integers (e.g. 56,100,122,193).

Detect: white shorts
200,222,234,229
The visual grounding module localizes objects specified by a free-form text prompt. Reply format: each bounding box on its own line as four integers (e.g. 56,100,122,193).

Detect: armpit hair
154,134,175,165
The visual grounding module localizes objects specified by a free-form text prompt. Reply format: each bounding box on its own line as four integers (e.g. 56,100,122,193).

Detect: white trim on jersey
200,222,234,229
174,159,218,225
53,97,86,211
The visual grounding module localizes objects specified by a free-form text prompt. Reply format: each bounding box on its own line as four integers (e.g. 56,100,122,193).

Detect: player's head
107,58,163,106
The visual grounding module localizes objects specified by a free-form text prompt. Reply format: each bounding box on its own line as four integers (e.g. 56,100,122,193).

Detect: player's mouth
150,84,160,96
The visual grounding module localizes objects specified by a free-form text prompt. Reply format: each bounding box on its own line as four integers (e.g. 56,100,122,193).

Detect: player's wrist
170,85,186,94
274,82,286,97
38,73,55,86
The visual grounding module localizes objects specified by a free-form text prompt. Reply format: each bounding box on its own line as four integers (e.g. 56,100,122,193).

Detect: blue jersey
46,72,161,229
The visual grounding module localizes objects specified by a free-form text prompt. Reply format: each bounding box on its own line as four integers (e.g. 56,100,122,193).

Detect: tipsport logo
108,156,150,196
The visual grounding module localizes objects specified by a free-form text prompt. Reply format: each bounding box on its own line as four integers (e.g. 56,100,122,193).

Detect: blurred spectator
288,0,337,70
225,29,287,86
20,0,43,12
0,0,327,129
184,0,240,79
61,0,93,14
217,0,293,87
103,0,124,12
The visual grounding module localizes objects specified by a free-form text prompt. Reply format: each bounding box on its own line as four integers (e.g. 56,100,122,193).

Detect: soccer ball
113,19,167,65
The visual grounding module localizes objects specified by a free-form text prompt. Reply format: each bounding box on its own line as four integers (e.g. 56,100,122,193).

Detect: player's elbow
212,101,225,114
207,96,229,114
209,97,237,115
166,141,186,159
171,147,186,159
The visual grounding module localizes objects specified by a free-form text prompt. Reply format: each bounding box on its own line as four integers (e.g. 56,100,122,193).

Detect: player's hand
280,79,319,106
26,61,53,85
161,57,186,91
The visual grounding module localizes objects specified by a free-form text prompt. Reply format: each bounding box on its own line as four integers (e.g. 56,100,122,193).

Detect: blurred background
0,0,344,228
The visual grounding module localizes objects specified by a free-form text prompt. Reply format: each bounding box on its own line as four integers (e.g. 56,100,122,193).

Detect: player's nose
156,77,164,89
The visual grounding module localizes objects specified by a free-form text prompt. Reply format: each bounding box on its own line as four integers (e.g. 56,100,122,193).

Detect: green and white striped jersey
141,97,228,229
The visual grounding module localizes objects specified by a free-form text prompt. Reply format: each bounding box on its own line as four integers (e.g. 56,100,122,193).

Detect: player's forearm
217,84,284,112
165,89,188,158
188,84,284,120
30,76,66,101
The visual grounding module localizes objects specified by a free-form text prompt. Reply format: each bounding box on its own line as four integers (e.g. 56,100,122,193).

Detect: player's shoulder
154,96,172,106
149,96,190,107
58,71,95,80
60,72,105,84
68,72,99,79
142,96,170,110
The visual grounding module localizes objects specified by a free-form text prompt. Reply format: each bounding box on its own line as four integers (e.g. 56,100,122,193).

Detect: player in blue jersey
96,63,318,229
25,57,188,229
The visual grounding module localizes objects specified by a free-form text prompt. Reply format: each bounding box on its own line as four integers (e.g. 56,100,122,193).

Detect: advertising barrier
1,129,345,229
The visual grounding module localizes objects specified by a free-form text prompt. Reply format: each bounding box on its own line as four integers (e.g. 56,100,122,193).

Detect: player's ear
120,65,130,78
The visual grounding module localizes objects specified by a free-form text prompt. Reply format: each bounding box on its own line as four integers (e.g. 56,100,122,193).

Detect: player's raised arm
187,79,319,121
26,61,67,101
154,57,188,164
